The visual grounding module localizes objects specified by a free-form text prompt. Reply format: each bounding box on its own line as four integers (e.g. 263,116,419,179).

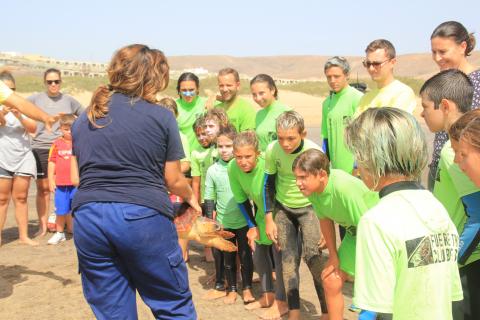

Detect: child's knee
322,272,343,294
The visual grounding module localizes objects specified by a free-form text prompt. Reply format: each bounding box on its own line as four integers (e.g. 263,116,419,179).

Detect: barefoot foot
243,288,255,305
19,237,39,246
224,291,237,304
34,229,47,237
203,289,226,300
258,300,288,320
245,293,274,310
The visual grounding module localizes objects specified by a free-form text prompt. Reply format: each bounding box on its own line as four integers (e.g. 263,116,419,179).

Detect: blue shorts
55,186,77,215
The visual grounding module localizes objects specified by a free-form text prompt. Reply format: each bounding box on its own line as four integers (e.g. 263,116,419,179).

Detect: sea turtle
174,204,237,252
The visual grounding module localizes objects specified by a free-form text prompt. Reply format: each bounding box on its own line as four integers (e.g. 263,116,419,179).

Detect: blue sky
3,0,479,62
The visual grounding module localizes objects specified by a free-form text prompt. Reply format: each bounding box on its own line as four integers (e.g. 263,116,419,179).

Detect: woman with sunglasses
428,21,480,190
176,72,208,152
28,68,84,237
0,71,38,246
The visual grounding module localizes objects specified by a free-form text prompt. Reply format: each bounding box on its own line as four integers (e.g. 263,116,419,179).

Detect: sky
2,0,479,62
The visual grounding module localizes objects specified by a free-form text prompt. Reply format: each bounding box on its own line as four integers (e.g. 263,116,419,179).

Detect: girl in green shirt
251,74,291,152
228,131,287,317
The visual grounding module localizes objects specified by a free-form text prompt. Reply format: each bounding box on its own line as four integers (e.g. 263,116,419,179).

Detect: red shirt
48,137,73,186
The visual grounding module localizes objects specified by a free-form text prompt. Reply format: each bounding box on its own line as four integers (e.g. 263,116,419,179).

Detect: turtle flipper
203,237,237,252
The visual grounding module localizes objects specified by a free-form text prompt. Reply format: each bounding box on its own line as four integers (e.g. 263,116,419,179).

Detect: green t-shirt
176,96,207,151
228,157,272,245
309,169,379,275
264,139,321,208
255,100,291,152
217,97,256,132
354,189,463,319
433,140,480,266
322,86,363,173
179,132,190,163
191,145,218,202
204,159,247,229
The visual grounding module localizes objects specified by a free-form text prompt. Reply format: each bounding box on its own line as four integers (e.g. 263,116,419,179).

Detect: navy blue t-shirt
71,93,184,218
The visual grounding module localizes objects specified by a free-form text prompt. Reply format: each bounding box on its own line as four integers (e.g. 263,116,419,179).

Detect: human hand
48,180,56,193
246,227,259,251
318,235,327,250
186,193,202,215
321,255,340,281
44,114,60,132
265,213,279,247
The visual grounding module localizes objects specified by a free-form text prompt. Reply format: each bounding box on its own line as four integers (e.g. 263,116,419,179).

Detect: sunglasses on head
46,80,61,85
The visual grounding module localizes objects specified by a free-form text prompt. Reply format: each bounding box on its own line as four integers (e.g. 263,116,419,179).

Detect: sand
0,90,432,319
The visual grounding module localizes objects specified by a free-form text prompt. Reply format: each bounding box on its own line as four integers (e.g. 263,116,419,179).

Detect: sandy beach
0,90,431,319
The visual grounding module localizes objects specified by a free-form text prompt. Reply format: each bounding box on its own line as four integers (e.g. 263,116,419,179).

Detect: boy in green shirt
204,125,254,305
322,57,363,174
263,111,327,320
216,68,256,132
420,69,480,319
293,149,378,320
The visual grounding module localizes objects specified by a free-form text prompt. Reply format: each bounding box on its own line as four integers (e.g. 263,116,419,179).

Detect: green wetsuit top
322,86,363,173
204,159,247,229
228,157,272,245
255,100,291,152
217,97,256,132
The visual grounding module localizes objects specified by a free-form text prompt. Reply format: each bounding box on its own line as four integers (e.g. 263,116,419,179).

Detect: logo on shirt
406,232,458,268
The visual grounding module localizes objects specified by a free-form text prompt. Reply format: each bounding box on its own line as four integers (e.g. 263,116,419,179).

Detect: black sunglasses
46,80,61,85
362,59,391,68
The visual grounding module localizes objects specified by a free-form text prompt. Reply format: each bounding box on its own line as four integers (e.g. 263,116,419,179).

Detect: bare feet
34,228,47,237
245,292,274,310
203,289,226,300
258,299,288,320
224,291,237,304
19,237,39,246
243,288,256,304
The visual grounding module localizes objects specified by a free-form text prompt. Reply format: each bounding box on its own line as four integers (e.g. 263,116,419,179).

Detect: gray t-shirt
28,92,85,149
0,107,36,176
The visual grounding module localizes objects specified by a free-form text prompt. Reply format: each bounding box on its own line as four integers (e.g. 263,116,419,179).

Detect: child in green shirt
421,70,480,320
293,149,378,320
204,125,254,305
228,131,287,316
263,110,328,320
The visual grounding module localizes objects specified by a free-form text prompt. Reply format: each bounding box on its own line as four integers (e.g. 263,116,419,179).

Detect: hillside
168,51,480,80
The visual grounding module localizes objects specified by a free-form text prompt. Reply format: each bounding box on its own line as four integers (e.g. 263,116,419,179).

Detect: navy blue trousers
74,202,196,320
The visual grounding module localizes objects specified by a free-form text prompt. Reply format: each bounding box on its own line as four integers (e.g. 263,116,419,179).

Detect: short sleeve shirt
433,140,480,266
354,187,462,319
322,86,363,173
228,157,272,245
356,80,417,115
190,145,218,202
48,137,73,186
204,159,247,229
255,101,291,152
216,97,256,132
28,92,84,149
176,96,206,151
264,139,321,208
71,93,184,218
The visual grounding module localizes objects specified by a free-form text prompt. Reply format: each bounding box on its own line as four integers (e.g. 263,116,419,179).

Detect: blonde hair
159,97,178,117
88,44,169,127
59,114,76,127
345,107,427,187
233,130,259,152
449,109,480,141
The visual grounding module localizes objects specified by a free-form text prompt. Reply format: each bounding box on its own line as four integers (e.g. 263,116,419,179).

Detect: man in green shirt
420,69,480,319
263,111,327,320
322,57,363,174
216,68,256,132
293,149,378,320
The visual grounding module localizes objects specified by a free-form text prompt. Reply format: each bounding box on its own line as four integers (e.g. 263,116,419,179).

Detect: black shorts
32,148,50,179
